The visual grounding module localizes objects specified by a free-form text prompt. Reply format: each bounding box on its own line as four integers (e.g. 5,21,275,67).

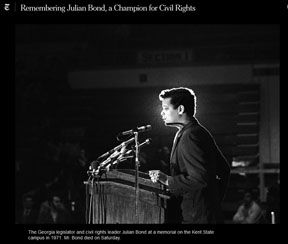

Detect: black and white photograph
10,0,282,242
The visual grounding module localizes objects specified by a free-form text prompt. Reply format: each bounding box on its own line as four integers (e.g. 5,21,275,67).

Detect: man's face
161,98,179,125
52,196,63,210
244,193,252,204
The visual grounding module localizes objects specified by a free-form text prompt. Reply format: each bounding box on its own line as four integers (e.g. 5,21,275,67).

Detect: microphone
106,138,152,170
97,137,135,161
99,151,122,167
133,138,152,151
120,125,152,136
119,138,152,158
96,138,152,174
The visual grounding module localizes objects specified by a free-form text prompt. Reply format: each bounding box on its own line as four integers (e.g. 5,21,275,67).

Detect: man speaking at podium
149,87,231,224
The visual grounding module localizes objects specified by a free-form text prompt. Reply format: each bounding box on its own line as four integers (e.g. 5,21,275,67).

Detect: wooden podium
85,169,170,224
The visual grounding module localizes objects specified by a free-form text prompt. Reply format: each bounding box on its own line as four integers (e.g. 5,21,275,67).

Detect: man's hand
149,170,168,186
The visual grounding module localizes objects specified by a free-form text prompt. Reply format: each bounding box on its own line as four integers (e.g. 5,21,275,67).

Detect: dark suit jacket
167,118,231,223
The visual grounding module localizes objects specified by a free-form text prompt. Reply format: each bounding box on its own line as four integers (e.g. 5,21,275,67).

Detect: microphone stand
134,131,140,224
87,175,94,224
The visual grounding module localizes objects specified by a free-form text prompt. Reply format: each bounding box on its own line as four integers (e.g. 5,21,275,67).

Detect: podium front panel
85,169,170,224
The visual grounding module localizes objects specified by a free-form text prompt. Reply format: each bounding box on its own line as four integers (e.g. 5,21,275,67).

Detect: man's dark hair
159,87,197,118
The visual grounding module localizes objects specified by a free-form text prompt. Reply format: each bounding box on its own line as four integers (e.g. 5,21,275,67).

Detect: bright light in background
136,88,176,148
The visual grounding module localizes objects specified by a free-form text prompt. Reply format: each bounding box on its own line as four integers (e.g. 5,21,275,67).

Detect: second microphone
120,125,152,136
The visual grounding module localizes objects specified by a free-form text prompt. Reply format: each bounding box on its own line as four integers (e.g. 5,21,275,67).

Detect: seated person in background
37,190,72,224
18,194,39,224
233,191,263,224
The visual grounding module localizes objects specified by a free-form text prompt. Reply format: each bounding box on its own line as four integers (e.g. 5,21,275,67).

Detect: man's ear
178,105,185,115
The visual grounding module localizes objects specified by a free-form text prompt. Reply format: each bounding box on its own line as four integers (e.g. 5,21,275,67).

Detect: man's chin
165,122,174,126
165,122,183,127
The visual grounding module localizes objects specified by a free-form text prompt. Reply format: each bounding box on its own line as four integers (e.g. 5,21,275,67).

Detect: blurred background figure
67,147,89,223
37,190,72,224
233,190,265,224
18,194,39,224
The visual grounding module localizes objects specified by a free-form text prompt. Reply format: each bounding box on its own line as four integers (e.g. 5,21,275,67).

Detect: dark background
15,24,280,226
